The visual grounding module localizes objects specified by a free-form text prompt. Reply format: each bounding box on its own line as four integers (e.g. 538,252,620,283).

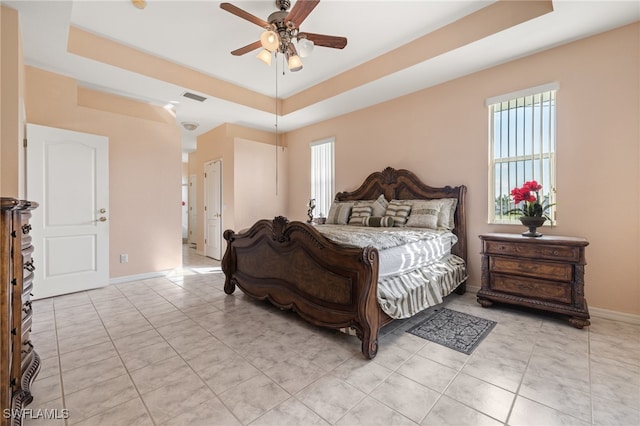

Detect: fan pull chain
275,53,279,196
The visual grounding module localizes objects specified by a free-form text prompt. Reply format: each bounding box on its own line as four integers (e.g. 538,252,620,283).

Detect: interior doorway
26,124,109,299
188,174,197,245
204,159,222,260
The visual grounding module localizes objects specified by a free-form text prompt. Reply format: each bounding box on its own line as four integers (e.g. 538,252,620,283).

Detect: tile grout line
84,285,159,426
130,274,248,426
500,318,544,426
51,297,69,426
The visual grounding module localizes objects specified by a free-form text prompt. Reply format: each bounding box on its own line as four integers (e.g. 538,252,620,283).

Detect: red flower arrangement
507,180,553,218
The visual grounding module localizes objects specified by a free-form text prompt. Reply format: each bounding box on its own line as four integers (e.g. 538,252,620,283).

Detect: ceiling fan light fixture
287,54,303,72
297,38,314,58
131,0,147,9
256,49,272,66
260,30,279,52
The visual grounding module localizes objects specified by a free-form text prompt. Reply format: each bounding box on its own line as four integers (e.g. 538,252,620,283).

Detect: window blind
310,138,335,219
488,86,557,223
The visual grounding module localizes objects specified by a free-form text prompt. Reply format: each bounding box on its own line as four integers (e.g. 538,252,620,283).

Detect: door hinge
204,205,207,211
23,138,28,148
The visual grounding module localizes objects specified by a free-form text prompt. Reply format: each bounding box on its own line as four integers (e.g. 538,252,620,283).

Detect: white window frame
310,137,335,220
487,83,559,224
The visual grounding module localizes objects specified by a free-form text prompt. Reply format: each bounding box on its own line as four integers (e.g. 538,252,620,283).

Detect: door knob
98,217,107,222
99,208,107,213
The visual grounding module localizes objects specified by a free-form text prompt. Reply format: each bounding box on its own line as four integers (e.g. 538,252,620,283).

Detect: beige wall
285,23,640,316
234,138,288,231
24,67,183,279
189,124,235,253
1,5,25,198
189,124,287,253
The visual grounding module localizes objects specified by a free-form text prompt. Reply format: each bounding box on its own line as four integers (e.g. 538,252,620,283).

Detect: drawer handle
24,260,35,272
22,223,32,234
21,340,33,355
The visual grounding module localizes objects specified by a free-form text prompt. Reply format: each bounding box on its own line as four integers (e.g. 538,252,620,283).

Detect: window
487,83,558,224
310,138,335,219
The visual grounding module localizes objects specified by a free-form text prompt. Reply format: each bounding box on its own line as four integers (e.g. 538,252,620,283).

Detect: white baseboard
589,306,640,325
109,271,169,285
462,284,640,325
466,284,480,293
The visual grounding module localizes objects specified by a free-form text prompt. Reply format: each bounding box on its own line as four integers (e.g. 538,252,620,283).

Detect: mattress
316,225,467,320
315,225,457,278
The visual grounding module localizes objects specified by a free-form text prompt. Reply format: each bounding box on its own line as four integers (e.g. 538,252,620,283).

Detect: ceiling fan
220,0,347,72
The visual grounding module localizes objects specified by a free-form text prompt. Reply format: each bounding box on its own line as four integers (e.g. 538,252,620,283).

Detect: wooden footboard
222,216,383,359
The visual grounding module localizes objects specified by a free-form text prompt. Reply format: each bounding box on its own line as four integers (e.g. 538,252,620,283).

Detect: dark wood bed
221,167,467,359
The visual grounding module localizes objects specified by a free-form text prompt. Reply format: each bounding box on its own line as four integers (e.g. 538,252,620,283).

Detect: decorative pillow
438,198,458,230
369,194,389,217
384,200,412,227
348,203,373,225
406,200,441,229
326,202,353,225
363,216,394,227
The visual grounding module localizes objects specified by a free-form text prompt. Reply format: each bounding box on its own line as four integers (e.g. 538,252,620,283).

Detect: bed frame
221,167,467,359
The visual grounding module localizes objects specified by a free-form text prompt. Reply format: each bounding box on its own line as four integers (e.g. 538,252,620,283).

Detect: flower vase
519,216,546,237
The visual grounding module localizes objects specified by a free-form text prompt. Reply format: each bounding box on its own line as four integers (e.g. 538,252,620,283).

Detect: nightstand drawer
490,257,573,282
485,240,580,262
490,274,572,304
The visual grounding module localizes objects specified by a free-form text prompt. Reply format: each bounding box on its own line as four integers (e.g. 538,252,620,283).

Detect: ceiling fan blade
286,0,320,26
231,40,262,56
220,3,269,28
299,32,347,49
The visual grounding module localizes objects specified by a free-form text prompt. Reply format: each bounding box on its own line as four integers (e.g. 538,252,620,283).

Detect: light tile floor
22,245,640,426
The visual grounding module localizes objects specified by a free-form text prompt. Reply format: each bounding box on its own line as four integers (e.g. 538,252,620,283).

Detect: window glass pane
310,139,334,219
488,89,556,223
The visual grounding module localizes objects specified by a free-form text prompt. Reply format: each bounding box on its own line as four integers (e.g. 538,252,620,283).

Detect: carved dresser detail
477,233,590,328
1,198,39,426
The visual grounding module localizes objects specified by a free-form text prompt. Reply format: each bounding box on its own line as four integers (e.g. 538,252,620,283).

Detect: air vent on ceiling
182,91,207,102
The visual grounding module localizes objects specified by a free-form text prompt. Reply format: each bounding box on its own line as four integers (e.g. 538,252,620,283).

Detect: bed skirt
340,254,467,336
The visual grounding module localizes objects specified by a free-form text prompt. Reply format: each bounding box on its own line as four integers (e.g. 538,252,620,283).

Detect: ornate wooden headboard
335,167,467,263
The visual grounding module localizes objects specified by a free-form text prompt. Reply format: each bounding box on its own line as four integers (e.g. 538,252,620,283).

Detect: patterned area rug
407,308,496,355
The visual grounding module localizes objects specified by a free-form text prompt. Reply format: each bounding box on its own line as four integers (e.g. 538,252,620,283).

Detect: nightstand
477,233,590,328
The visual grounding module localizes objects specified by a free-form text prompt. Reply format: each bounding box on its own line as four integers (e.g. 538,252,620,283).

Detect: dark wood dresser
1,198,39,426
477,233,590,328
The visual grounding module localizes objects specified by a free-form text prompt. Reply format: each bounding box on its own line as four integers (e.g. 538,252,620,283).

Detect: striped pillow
326,202,353,225
348,203,373,225
363,216,394,227
384,200,412,226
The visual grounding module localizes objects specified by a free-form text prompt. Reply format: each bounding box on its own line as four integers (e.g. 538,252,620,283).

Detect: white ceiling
5,0,640,152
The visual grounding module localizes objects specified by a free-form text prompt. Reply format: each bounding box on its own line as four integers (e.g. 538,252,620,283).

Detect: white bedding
316,224,466,319
376,229,457,278
315,225,457,278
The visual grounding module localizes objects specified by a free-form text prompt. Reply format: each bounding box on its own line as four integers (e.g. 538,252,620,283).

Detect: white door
188,174,197,245
26,124,109,299
204,160,222,260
